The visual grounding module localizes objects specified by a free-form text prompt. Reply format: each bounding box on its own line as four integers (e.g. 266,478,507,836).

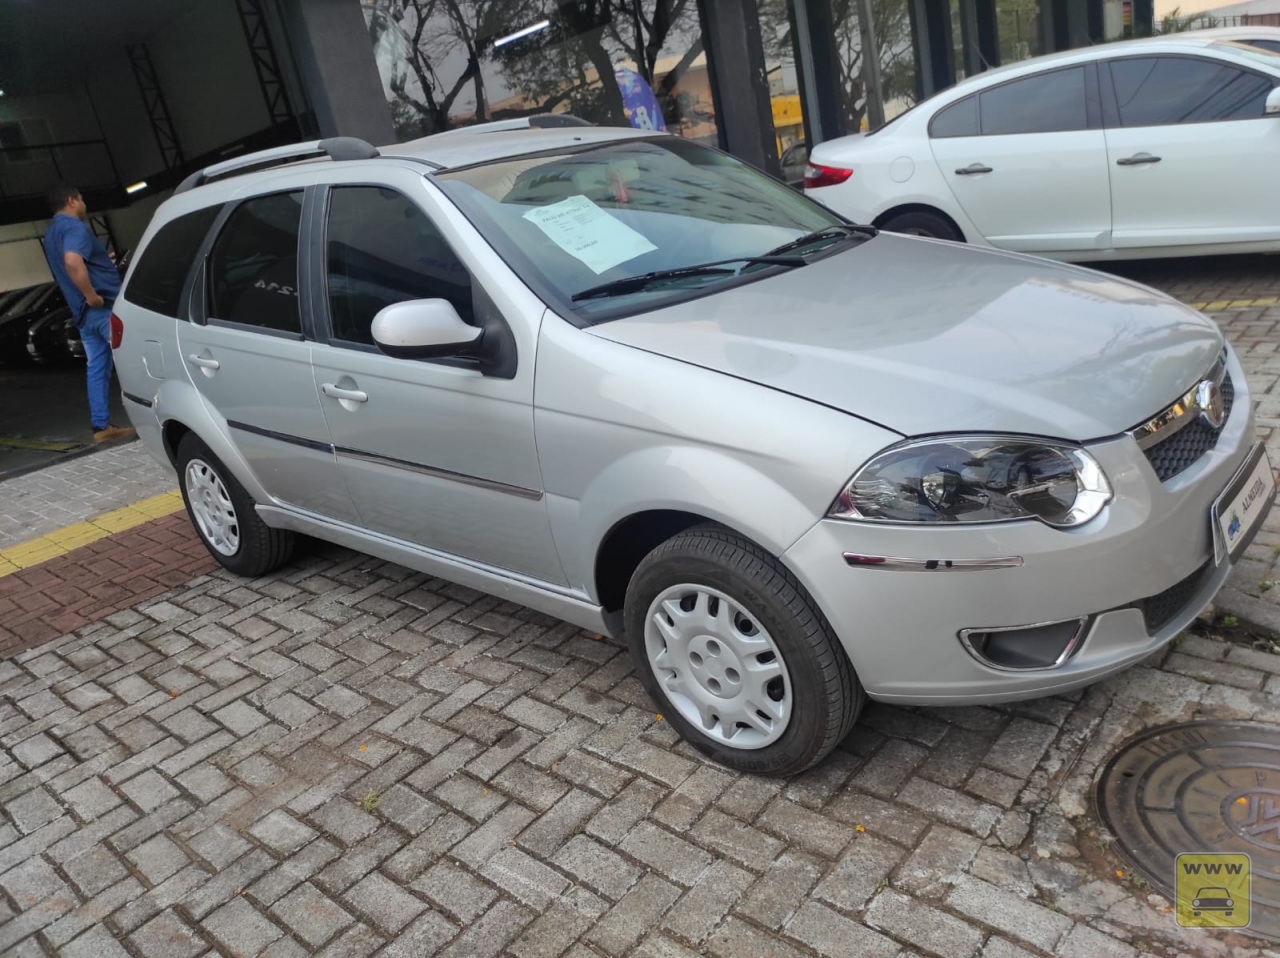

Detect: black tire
880,209,964,242
176,433,293,577
623,523,863,776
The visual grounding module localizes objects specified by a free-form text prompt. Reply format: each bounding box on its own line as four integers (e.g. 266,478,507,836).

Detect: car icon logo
1228,511,1242,540
1192,887,1235,916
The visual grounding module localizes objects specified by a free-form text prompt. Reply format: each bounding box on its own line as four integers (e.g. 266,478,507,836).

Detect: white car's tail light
804,163,853,189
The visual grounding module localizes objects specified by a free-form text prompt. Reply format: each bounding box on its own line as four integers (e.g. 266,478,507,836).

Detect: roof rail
427,114,594,139
174,136,380,194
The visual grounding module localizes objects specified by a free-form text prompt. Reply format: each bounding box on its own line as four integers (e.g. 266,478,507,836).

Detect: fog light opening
960,617,1089,671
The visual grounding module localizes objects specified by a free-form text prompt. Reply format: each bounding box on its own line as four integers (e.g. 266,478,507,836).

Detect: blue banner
615,67,667,132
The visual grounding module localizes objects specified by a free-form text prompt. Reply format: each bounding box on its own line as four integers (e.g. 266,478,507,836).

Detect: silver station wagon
113,120,1275,775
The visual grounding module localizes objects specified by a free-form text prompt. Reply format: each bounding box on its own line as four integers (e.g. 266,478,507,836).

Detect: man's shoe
93,424,136,443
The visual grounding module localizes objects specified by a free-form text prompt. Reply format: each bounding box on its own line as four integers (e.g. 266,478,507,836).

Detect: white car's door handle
955,163,993,175
321,383,368,403
187,354,220,370
1117,153,1161,166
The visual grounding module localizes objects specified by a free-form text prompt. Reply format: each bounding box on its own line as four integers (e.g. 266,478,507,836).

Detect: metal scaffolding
125,44,185,171
235,0,295,129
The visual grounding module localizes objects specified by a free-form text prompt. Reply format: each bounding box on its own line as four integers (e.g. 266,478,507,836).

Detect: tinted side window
325,186,473,346
208,191,303,333
930,96,978,137
1110,57,1273,126
980,68,1088,135
1247,40,1280,54
123,206,220,317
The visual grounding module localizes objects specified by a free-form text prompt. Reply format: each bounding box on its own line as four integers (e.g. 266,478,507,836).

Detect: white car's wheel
881,209,964,242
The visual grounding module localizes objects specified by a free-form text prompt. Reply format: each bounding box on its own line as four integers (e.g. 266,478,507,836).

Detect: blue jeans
81,307,113,430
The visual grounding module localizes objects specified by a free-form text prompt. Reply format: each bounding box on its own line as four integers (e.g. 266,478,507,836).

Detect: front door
308,177,566,585
929,64,1112,254
1102,54,1280,250
179,189,358,522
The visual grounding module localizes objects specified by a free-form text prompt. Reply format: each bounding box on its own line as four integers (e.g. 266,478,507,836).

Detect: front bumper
782,350,1266,705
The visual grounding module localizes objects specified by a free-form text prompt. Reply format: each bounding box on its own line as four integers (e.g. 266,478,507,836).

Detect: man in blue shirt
43,184,134,443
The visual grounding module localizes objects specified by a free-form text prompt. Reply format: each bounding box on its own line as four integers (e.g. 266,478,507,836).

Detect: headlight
829,436,1112,527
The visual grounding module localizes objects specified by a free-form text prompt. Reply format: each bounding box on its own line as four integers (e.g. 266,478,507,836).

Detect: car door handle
187,354,219,370
1117,153,1161,166
955,163,993,175
321,383,368,403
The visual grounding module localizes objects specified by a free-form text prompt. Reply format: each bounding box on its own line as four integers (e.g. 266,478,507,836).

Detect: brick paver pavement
0,254,1279,957
0,513,215,659
0,444,175,551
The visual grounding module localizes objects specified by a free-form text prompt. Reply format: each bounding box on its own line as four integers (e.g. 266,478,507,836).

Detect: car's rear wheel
880,209,964,242
623,523,862,776
177,433,293,577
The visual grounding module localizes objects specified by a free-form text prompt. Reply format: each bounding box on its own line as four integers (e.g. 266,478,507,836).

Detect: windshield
434,137,851,321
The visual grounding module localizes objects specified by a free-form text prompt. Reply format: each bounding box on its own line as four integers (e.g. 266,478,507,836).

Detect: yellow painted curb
0,490,184,578
1187,298,1280,312
0,437,81,452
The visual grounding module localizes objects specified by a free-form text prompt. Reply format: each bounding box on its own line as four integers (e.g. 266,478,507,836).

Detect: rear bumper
121,391,171,472
782,352,1263,705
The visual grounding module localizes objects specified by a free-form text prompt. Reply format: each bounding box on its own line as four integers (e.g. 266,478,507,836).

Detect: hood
588,234,1223,441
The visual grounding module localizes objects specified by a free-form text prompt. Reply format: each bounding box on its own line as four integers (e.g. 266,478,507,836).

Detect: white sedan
805,28,1280,262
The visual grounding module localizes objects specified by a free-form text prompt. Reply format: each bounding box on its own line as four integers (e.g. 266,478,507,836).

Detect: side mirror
371,299,482,360
1267,88,1280,117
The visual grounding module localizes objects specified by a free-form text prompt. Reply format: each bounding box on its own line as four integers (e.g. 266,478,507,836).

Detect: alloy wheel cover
644,583,792,749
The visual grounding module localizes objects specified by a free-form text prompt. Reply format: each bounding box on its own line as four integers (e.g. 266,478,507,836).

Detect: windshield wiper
571,255,807,302
763,223,878,258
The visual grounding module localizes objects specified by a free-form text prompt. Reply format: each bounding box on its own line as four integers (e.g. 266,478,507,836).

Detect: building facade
0,0,1158,285
356,0,1156,178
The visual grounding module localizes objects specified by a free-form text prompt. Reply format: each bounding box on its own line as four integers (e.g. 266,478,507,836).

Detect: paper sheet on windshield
522,194,656,275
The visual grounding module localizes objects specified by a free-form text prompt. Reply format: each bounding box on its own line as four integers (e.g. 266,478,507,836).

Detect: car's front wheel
624,524,862,776
177,433,294,577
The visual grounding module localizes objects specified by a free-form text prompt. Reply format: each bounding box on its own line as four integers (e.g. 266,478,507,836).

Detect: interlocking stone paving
0,443,174,550
0,254,1278,957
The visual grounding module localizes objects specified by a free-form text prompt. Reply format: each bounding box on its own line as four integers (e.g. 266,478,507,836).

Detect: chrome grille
1143,372,1234,482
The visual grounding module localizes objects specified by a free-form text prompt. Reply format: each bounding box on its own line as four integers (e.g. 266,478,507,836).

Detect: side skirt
256,503,610,635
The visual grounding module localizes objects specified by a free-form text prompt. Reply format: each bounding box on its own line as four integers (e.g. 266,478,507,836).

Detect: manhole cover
1098,721,1280,938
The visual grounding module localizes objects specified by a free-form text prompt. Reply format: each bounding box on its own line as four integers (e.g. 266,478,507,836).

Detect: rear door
1102,53,1280,249
177,188,358,522
929,64,1113,254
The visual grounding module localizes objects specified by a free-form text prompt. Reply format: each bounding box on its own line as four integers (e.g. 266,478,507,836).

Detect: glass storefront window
362,1,716,147
761,0,919,153
759,2,804,158
997,0,1042,64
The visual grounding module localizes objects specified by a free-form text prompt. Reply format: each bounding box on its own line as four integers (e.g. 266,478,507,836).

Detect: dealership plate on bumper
1213,444,1275,565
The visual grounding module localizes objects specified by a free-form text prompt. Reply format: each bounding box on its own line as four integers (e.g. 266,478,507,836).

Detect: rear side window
1109,56,1273,126
207,191,303,334
324,186,473,346
930,96,978,137
980,67,1088,135
123,206,220,317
